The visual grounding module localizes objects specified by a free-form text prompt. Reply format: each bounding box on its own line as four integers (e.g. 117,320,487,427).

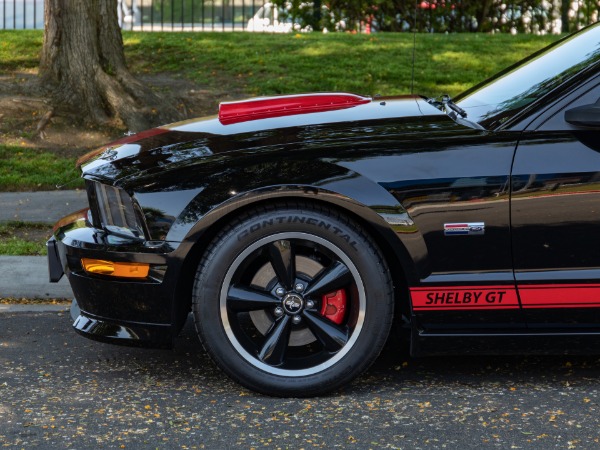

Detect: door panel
512,82,600,328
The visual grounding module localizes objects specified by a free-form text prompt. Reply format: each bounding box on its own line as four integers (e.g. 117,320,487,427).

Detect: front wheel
192,204,393,396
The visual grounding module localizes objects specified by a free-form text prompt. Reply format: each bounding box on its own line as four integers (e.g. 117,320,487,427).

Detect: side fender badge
444,222,485,236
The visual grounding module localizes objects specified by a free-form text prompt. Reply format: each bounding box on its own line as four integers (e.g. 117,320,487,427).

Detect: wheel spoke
268,240,296,290
303,310,349,351
258,315,292,365
227,285,281,312
303,261,352,298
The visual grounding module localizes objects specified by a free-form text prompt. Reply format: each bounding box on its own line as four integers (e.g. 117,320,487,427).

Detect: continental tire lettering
237,217,297,240
330,225,358,251
237,216,356,249
237,221,266,241
410,286,519,311
318,221,331,231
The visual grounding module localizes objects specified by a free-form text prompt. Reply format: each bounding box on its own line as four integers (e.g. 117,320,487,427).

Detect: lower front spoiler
47,237,64,282
70,299,173,349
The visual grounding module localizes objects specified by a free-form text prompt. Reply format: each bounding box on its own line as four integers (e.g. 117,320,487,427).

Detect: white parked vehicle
246,2,311,33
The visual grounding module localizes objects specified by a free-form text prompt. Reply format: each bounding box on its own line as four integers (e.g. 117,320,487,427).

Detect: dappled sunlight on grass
432,50,475,62
423,82,472,97
0,31,42,73
430,50,489,75
3,30,560,98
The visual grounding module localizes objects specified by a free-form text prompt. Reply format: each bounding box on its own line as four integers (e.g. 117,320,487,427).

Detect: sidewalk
0,190,87,223
0,190,87,300
0,256,73,299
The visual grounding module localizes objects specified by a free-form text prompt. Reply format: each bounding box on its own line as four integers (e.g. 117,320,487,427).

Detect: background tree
314,0,597,34
39,0,178,132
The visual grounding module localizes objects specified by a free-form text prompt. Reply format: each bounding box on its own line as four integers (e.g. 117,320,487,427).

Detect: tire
192,202,393,396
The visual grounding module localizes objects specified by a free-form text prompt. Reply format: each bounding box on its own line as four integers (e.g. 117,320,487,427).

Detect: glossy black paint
50,24,600,353
512,75,600,328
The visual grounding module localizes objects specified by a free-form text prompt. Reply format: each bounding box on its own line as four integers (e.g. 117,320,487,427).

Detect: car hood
78,94,445,185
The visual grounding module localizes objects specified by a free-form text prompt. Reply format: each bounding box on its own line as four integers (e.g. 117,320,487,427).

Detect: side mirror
565,99,600,127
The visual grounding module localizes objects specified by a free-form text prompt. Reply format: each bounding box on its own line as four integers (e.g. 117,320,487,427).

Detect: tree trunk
39,0,179,132
475,0,494,32
561,0,570,33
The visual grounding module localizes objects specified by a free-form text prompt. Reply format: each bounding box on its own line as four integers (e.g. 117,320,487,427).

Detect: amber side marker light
82,258,150,278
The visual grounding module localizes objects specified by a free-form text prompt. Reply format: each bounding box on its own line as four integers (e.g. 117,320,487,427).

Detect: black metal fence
0,0,598,33
116,0,270,32
0,0,272,31
1,0,43,29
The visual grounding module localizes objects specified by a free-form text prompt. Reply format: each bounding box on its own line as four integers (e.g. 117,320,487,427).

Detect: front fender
165,160,429,285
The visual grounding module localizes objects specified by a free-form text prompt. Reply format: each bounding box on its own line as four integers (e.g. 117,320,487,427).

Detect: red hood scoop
218,93,371,125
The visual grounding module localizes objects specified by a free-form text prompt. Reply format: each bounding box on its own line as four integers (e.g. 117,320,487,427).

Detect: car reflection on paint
48,23,600,397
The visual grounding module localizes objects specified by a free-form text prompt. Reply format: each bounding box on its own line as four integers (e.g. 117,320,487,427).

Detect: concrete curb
0,190,87,224
0,190,84,300
0,304,70,313
0,256,73,299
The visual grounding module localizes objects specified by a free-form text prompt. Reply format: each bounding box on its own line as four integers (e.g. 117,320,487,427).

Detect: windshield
455,22,600,130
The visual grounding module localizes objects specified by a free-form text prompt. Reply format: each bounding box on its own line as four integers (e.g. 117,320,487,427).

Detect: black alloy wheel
193,203,393,396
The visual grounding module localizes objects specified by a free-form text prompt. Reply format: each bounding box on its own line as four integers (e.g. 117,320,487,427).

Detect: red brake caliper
320,290,347,325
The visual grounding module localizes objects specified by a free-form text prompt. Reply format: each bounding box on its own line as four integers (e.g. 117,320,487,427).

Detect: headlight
87,181,147,242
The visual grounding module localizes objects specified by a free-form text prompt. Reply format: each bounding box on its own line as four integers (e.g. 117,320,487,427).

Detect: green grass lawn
1,30,559,98
0,237,45,255
126,32,560,97
0,145,83,191
0,221,50,256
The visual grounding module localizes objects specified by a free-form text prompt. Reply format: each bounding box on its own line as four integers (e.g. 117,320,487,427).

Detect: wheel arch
171,186,417,337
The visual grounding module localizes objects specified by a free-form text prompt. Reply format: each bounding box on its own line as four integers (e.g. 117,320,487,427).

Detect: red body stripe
410,286,519,311
519,284,600,308
411,284,600,311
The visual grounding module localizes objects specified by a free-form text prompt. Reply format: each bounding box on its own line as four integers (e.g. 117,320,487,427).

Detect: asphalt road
1,311,599,449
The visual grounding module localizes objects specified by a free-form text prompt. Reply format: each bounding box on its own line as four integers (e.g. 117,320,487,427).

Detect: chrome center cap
282,293,304,314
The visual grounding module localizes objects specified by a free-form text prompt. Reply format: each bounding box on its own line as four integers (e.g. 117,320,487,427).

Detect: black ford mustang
49,23,600,396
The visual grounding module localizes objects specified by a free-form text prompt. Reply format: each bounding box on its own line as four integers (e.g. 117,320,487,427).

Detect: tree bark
475,0,494,32
560,0,570,33
39,0,179,132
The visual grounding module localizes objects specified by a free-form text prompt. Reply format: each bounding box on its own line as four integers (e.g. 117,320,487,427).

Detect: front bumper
48,209,180,348
69,299,173,348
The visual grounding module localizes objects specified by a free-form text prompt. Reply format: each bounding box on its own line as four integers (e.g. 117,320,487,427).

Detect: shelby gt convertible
49,23,600,396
